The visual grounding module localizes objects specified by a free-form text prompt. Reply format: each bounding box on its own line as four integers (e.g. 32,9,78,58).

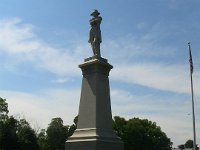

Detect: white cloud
102,36,177,62
111,63,200,95
111,89,200,147
102,27,200,96
0,18,39,53
0,18,90,77
0,89,80,129
51,78,70,84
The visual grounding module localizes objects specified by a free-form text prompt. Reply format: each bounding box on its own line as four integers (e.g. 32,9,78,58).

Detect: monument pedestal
65,56,124,150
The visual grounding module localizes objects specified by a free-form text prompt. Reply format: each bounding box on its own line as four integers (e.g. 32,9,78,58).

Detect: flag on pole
188,42,193,74
188,42,197,150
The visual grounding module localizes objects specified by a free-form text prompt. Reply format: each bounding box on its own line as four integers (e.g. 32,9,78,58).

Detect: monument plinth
65,57,124,150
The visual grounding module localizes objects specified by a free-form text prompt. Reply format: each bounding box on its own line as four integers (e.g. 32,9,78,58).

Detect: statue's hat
90,9,100,16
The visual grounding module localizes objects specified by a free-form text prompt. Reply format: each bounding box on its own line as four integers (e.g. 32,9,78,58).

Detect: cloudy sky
0,0,200,147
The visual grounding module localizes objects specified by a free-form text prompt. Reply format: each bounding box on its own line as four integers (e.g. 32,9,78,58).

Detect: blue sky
0,0,200,147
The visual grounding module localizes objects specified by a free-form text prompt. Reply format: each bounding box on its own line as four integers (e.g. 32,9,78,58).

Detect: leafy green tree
184,139,199,150
68,116,78,137
0,98,19,150
184,139,193,148
17,119,39,150
37,116,78,150
46,118,69,150
37,129,47,150
112,116,126,138
0,97,9,121
178,144,184,150
0,116,19,149
113,116,172,150
0,98,40,150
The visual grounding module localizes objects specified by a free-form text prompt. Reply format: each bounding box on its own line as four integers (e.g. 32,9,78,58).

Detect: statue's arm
90,17,102,25
90,18,96,24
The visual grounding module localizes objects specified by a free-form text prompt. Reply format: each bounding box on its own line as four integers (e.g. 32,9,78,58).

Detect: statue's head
90,9,100,17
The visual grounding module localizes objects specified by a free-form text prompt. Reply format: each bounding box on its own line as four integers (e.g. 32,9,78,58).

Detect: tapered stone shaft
65,56,124,150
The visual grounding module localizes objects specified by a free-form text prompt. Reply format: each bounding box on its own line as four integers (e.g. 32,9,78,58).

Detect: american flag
188,42,193,74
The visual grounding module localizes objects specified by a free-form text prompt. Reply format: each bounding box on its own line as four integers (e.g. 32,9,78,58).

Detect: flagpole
188,42,196,150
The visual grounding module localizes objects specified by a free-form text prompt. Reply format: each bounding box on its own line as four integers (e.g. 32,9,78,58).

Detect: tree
0,97,9,121
37,116,78,150
112,116,126,138
17,119,39,150
178,144,184,150
0,116,19,149
185,139,193,148
0,98,19,150
46,117,69,150
0,98,40,150
183,139,199,150
68,115,78,137
37,129,47,150
178,139,199,150
113,116,172,150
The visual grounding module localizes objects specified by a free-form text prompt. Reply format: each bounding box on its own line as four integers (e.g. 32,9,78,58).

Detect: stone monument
65,10,124,150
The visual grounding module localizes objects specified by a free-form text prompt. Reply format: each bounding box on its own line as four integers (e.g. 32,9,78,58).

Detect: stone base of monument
65,56,124,150
66,128,123,150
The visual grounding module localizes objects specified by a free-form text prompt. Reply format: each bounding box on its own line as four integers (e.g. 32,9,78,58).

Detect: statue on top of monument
88,9,102,57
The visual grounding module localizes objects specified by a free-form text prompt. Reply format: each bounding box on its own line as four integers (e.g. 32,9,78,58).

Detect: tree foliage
37,129,47,150
0,97,9,120
36,116,77,150
178,144,185,150
184,139,193,148
113,116,172,150
0,116,19,149
17,119,39,150
178,139,199,150
0,97,38,150
0,98,18,149
68,115,78,137
45,117,69,150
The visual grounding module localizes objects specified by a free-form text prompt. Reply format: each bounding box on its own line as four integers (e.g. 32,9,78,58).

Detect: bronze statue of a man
88,9,102,57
